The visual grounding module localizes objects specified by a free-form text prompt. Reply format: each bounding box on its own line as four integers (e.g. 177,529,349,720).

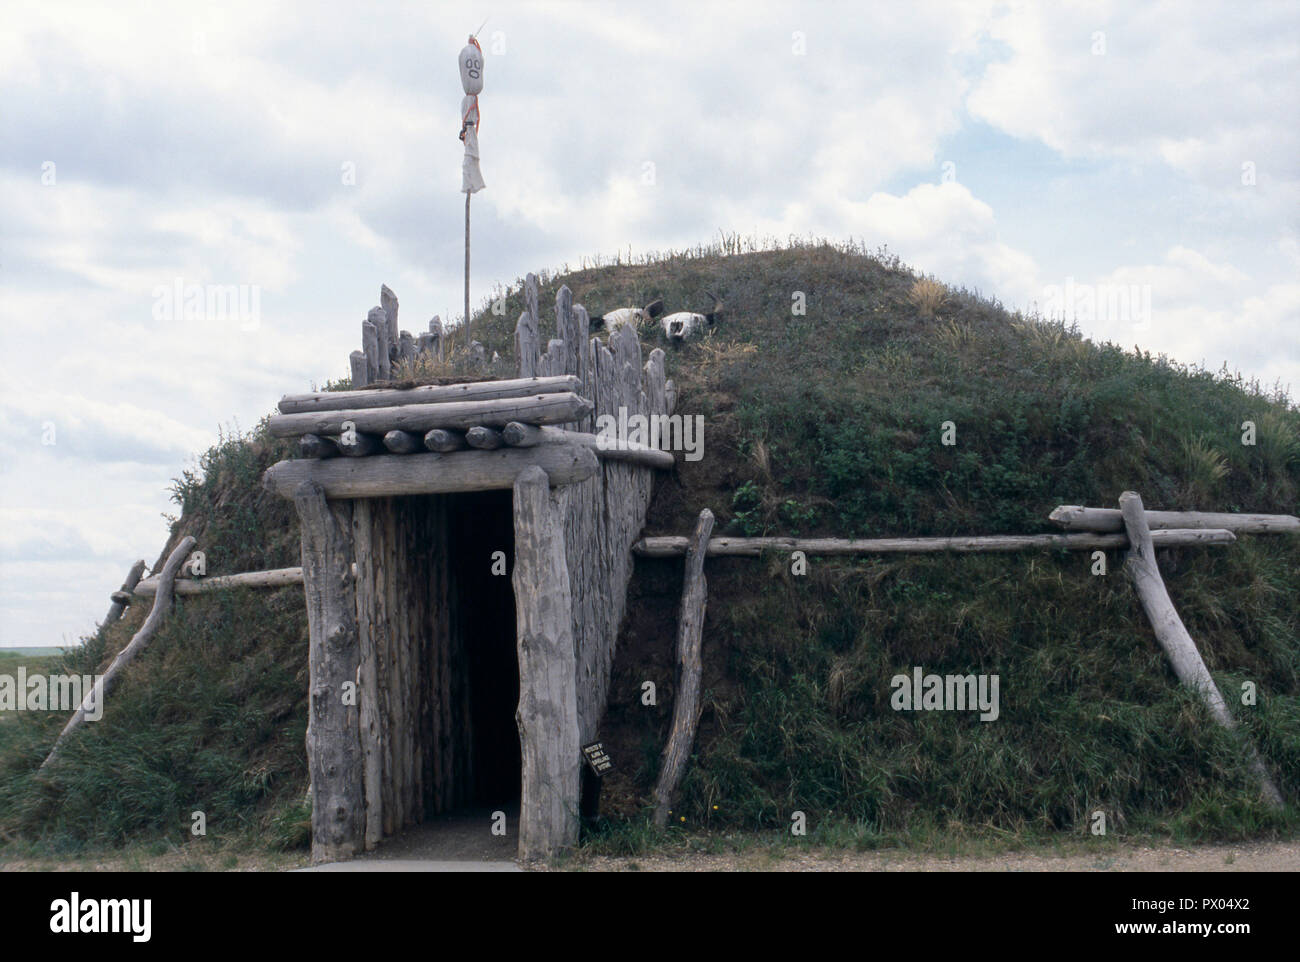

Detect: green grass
2,237,1297,858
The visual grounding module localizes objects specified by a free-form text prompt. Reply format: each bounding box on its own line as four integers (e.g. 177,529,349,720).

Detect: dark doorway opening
447,490,521,808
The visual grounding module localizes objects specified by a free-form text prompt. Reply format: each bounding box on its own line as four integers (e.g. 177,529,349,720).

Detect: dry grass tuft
908,277,947,317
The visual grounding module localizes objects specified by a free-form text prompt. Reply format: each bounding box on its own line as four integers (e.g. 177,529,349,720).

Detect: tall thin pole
464,191,471,337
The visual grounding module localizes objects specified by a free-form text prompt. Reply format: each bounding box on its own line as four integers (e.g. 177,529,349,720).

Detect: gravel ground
566,841,1300,872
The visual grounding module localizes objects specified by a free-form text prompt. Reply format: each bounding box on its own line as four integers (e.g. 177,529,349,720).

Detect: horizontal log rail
1050,505,1299,535
267,392,593,439
633,529,1237,558
278,374,582,414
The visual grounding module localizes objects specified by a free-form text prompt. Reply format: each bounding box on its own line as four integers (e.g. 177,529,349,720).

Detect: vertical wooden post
652,508,714,826
294,482,365,862
512,465,581,860
1119,491,1284,809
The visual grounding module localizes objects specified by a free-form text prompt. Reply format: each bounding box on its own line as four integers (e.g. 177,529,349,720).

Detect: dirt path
566,840,1300,872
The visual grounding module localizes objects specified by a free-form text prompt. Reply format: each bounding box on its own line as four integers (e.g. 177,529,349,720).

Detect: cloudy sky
2,0,1296,648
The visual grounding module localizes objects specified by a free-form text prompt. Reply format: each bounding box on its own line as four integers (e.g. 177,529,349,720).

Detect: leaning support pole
1119,491,1284,810
40,538,195,774
102,559,147,626
512,465,581,861
294,482,365,862
652,508,715,827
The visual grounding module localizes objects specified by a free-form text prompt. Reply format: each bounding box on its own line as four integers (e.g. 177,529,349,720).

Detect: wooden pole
1118,491,1284,810
502,422,676,470
465,191,471,342
1050,505,1299,535
632,528,1238,558
652,508,714,826
102,559,147,626
294,482,365,862
135,565,313,596
512,465,581,860
40,537,196,773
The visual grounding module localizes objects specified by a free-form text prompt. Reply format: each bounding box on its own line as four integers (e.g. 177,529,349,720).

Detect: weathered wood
1050,505,1300,535
40,537,196,773
524,273,540,344
556,287,581,387
352,500,383,849
136,565,309,595
469,340,487,367
398,331,415,363
102,559,147,625
294,482,364,862
417,332,435,356
424,428,467,453
651,509,714,827
516,311,540,379
1118,492,1284,809
300,434,341,459
279,375,581,415
370,307,391,381
269,392,593,438
362,321,380,385
501,422,675,469
337,431,385,457
512,465,581,860
664,378,676,414
380,285,399,346
382,430,424,455
429,316,443,361
264,445,600,499
349,351,369,389
465,425,504,450
632,529,1239,558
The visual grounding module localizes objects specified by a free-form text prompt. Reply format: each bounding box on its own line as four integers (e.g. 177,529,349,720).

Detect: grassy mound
2,239,1296,857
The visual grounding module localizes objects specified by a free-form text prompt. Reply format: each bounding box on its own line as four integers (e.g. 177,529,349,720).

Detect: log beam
1050,505,1299,535
632,529,1238,558
651,509,714,827
1119,492,1284,809
268,392,593,439
263,445,600,499
424,428,467,453
278,375,581,415
502,422,675,470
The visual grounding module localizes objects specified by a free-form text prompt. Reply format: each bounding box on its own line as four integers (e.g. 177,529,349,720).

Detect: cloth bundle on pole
459,36,485,194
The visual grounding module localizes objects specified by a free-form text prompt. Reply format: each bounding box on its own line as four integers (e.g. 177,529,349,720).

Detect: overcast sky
2,0,1296,648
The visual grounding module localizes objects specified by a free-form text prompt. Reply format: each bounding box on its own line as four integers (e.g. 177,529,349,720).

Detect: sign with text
582,742,613,777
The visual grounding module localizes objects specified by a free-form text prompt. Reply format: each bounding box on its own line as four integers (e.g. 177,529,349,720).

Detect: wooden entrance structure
264,278,674,862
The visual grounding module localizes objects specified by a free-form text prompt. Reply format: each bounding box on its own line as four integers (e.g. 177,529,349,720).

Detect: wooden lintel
263,445,599,500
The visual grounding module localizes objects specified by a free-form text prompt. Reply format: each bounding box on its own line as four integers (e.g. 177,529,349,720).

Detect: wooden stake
652,509,714,826
1119,491,1284,810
